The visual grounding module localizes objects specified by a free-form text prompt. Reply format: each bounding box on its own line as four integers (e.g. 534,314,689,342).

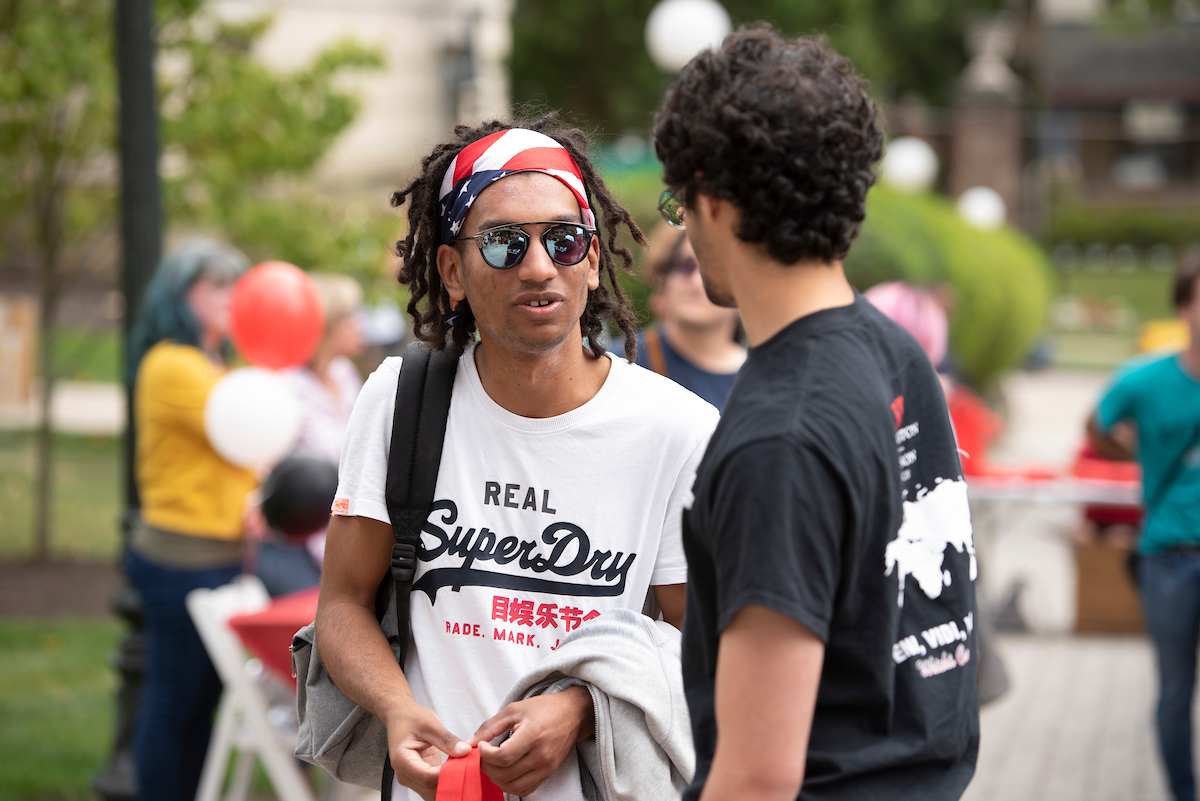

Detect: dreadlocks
390,114,645,359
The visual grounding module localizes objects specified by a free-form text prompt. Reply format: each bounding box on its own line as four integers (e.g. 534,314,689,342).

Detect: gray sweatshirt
500,608,695,801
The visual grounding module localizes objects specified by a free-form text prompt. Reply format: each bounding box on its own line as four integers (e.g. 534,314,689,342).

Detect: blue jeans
1140,550,1200,801
126,548,242,801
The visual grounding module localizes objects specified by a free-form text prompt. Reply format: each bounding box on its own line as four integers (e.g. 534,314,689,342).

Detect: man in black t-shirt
653,28,979,800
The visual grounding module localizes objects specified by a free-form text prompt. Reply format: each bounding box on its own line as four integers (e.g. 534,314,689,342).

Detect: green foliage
599,163,1057,387
845,185,1056,389
1062,271,1173,324
1098,0,1182,32
0,1,391,286
157,10,394,286
511,0,1003,134
1049,200,1200,250
0,0,117,261
189,193,402,295
0,1,389,557
511,0,664,133
596,160,672,327
0,618,121,799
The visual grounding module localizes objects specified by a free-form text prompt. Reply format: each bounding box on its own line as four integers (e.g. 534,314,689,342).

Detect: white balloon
204,367,300,470
957,186,1007,230
645,0,732,73
881,137,939,193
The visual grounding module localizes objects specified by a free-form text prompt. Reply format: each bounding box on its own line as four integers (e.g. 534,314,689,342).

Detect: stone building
213,0,515,194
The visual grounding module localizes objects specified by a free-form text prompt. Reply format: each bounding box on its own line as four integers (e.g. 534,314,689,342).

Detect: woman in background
290,273,364,464
252,273,365,594
124,237,255,801
632,222,746,411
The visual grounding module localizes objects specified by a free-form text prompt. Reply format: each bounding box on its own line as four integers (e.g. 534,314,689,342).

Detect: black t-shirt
681,295,979,801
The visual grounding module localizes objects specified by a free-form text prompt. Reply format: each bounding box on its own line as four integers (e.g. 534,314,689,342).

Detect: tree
0,0,384,559
158,12,392,286
511,0,1006,135
0,0,117,561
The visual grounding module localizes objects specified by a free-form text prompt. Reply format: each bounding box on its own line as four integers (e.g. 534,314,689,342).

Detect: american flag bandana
438,128,596,245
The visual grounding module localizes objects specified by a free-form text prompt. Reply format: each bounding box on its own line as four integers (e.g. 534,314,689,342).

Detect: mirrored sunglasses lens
480,229,527,269
668,199,685,227
545,225,589,265
659,192,685,228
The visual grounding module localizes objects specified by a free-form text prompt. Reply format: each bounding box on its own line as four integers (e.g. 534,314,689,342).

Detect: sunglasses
453,222,596,270
658,190,685,229
670,257,698,276
658,257,697,279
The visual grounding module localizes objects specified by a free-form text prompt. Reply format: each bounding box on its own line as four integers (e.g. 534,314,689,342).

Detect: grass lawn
1051,270,1176,369
0,618,121,800
1051,331,1140,369
52,328,120,384
0,432,123,561
1059,270,1173,324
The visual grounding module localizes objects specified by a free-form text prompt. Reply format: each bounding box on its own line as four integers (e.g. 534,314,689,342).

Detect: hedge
1049,201,1200,251
605,167,1056,389
846,185,1055,390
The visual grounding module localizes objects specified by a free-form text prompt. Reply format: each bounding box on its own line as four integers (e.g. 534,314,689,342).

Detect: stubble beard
698,266,737,309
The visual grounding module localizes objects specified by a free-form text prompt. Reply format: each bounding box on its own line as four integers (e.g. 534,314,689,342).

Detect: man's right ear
695,192,733,228
437,244,468,303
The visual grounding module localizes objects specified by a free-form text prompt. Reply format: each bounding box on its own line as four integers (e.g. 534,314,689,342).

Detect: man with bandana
316,119,719,801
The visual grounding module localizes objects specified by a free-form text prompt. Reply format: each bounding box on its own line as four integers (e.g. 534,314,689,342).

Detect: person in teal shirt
1089,249,1200,801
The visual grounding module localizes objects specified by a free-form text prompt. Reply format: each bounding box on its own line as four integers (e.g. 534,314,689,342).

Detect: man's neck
473,336,610,418
728,254,856,347
660,317,745,374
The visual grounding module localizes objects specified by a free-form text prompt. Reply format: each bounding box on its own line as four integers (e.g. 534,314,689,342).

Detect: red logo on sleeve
332,497,350,515
891,396,905,431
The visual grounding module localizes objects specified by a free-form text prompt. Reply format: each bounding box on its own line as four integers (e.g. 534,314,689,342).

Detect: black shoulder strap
380,341,458,799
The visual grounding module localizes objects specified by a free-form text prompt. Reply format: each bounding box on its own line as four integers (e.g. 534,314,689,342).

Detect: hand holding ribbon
436,746,503,801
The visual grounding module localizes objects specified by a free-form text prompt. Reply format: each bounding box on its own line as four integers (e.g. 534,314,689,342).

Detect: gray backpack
292,342,459,795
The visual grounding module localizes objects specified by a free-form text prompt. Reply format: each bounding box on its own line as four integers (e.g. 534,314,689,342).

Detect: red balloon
229,261,325,369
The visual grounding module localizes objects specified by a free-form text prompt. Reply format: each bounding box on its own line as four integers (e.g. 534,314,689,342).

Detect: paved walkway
965,634,1169,801
0,380,125,434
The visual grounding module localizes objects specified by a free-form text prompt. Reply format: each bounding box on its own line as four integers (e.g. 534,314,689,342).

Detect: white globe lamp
645,0,732,74
880,137,938,193
957,186,1007,230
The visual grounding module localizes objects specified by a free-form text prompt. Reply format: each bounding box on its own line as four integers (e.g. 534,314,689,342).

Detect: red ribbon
436,746,503,801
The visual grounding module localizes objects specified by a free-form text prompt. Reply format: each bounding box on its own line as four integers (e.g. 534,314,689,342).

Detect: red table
229,587,319,686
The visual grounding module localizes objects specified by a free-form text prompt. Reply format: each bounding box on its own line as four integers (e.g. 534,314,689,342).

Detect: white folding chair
187,575,317,801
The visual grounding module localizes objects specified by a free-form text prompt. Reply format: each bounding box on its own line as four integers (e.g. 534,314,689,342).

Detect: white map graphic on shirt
884,478,976,607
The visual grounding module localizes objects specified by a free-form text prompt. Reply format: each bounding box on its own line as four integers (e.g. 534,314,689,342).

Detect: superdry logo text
413,500,638,604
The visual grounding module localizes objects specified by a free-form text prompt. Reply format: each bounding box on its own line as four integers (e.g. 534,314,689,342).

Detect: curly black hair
390,114,645,359
653,27,884,265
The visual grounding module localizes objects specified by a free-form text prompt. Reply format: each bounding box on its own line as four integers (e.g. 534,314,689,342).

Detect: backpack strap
381,341,459,799
644,326,669,379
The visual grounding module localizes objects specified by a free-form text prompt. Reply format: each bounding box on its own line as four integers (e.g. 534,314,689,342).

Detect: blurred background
0,0,1198,798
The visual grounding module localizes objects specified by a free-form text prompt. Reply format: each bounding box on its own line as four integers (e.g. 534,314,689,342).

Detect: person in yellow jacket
124,237,256,801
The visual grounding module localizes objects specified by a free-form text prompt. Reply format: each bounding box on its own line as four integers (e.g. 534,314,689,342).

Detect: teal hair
126,237,249,385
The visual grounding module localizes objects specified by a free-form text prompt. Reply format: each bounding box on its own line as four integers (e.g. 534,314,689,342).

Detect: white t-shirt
332,342,719,801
